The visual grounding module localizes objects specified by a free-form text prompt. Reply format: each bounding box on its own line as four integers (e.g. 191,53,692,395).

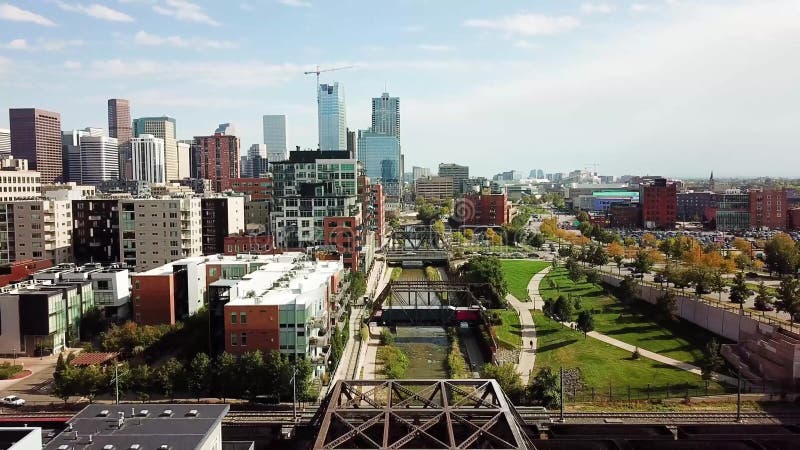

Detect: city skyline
0,1,799,177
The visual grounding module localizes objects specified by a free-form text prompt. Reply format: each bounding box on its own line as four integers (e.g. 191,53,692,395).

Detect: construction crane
303,65,354,150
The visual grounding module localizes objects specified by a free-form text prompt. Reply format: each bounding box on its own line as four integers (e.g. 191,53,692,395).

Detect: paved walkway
504,266,552,385
527,266,737,386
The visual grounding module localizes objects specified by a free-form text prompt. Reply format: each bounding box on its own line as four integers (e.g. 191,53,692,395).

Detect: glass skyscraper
358,130,401,196
262,115,287,161
371,92,400,141
318,83,347,151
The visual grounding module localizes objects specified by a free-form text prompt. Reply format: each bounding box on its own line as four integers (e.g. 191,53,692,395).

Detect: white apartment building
0,157,41,202
132,134,166,183
120,197,202,271
0,199,73,264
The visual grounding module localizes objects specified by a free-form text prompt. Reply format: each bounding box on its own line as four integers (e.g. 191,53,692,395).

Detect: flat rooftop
45,404,229,450
136,253,305,276
225,259,343,307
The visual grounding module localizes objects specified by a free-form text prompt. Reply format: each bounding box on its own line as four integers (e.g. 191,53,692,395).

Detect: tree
656,290,678,320
701,339,724,380
710,271,726,302
553,295,574,324
416,203,438,225
764,233,800,275
776,276,800,323
485,228,503,246
617,276,637,304
432,220,445,235
641,233,658,248
528,367,560,408
633,250,654,275
754,282,774,312
187,352,212,401
542,298,554,320
547,278,559,294
464,228,475,241
52,353,78,404
348,271,367,302
452,231,466,244
565,258,583,283
613,255,624,275
576,311,594,338
732,237,753,256
529,233,545,249
584,269,600,285
129,364,153,402
459,255,508,299
156,357,184,401
481,363,523,400
728,272,751,305
76,365,107,403
239,350,265,400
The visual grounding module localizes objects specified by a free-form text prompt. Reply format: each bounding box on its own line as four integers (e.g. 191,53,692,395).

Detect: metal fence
562,380,793,404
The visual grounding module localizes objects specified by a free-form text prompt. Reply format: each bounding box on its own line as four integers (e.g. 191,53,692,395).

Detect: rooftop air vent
98,409,110,417
136,409,149,417
130,445,141,450
103,445,115,450
160,409,173,417
186,409,199,417
57,446,69,450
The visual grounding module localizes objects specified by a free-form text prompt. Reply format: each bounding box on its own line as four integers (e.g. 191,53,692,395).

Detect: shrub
378,345,409,379
632,347,641,360
0,363,23,380
379,329,395,345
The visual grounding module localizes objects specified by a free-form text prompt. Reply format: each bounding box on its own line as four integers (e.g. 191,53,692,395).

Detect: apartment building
414,176,454,201
0,200,73,265
0,157,41,202
120,197,202,272
201,196,245,255
33,263,130,319
750,188,787,230
130,255,207,325
72,199,121,265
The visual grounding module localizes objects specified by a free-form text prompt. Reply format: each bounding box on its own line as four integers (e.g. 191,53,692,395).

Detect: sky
0,0,799,178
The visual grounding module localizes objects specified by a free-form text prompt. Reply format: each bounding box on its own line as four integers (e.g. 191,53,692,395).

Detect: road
0,353,65,405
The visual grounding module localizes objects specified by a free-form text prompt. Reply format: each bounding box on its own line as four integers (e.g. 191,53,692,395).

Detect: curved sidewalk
505,266,553,385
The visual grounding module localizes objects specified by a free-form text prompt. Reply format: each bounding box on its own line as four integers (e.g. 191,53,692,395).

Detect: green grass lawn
500,260,550,301
532,310,723,392
539,267,724,366
491,309,522,349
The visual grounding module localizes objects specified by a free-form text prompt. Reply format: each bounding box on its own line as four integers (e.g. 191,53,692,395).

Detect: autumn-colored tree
641,233,658,248
732,237,753,256
607,241,624,259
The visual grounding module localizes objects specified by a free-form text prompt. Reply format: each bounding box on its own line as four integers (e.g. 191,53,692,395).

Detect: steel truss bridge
372,280,487,325
385,227,449,265
312,379,535,450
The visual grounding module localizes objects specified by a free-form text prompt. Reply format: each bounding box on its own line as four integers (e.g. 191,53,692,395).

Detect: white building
0,128,10,155
0,199,73,264
33,263,132,319
318,83,347,151
79,135,119,185
0,157,41,202
177,141,191,179
132,134,166,183
262,114,287,161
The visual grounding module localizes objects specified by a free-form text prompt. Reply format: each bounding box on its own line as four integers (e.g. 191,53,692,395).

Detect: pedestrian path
504,266,552,384
527,266,736,386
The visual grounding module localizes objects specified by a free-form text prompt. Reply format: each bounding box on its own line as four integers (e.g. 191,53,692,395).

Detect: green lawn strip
500,260,550,301
532,310,723,393
490,309,522,349
539,267,717,366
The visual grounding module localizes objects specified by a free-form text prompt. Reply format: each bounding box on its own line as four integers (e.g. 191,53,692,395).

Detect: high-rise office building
177,141,190,179
240,144,269,178
438,163,469,196
9,108,62,183
131,134,166,183
193,133,240,192
412,166,431,181
0,128,10,156
318,83,347,151
357,130,401,197
133,116,178,181
346,128,357,159
371,92,400,141
79,136,119,185
262,115,287,161
108,99,131,179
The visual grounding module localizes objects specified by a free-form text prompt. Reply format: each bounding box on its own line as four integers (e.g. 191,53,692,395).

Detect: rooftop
223,259,343,307
135,253,306,276
45,404,228,450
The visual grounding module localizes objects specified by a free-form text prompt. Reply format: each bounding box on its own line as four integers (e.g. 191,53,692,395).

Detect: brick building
130,256,206,325
454,192,513,227
608,204,641,228
194,133,240,192
323,215,362,271
749,188,787,230
223,233,274,255
789,208,800,230
359,176,385,247
230,177,273,200
640,178,677,229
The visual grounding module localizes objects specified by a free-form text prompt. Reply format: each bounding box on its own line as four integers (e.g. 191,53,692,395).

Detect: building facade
371,92,400,140
454,192,513,227
79,135,119,185
240,143,269,178
716,192,751,231
9,108,62,183
438,163,469,195
0,161,41,202
224,233,273,255
194,133,240,192
133,116,178,181
677,191,716,222
750,188,787,230
72,199,121,266
108,98,132,179
0,200,73,265
262,115,287,161
130,256,207,325
230,177,273,201
131,134,166,183
414,176,454,201
318,83,347,151
640,178,677,229
357,130,401,197
412,166,431,182
0,128,10,155
201,197,245,255
120,197,202,271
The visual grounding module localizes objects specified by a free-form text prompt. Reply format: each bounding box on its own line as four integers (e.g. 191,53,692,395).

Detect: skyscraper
346,128,357,159
133,116,178,181
241,144,268,178
318,83,347,151
371,92,400,141
357,130,401,198
0,128,10,156
108,99,131,179
79,136,119,185
131,134,166,183
262,115,287,161
438,163,469,196
193,132,240,192
9,108,62,183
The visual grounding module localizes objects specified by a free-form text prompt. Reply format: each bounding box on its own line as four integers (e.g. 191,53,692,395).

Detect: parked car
1,395,25,407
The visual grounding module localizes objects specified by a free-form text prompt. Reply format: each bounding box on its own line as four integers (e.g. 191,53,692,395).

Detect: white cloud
630,3,660,12
153,0,219,25
0,3,55,26
63,60,82,69
418,44,452,52
3,38,84,51
464,14,580,37
55,1,134,22
580,3,615,14
133,30,237,49
278,0,311,7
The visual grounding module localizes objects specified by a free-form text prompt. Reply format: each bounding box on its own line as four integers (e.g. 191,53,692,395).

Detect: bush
446,328,469,379
0,363,23,380
378,345,409,379
379,329,395,345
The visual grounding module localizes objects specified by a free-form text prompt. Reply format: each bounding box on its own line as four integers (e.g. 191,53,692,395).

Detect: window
230,312,237,324
241,333,247,346
134,280,140,289
240,312,247,324
231,333,238,346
